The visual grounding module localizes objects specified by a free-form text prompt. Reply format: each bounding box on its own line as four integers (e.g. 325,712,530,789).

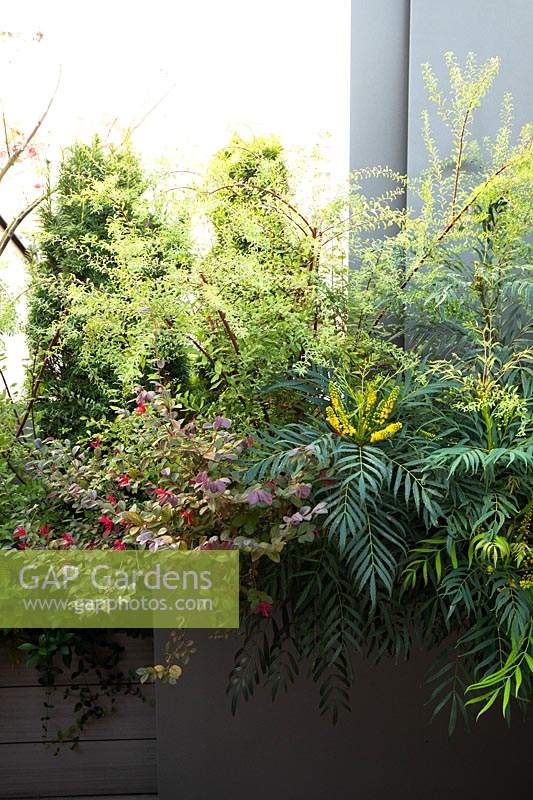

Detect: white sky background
0,0,351,388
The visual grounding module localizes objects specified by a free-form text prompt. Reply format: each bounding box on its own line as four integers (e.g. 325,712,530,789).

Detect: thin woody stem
450,103,474,219
0,364,21,424
207,182,314,235
15,328,61,439
0,194,44,259
184,334,250,412
198,273,240,355
0,71,60,185
372,157,518,329
174,182,313,238
5,457,27,484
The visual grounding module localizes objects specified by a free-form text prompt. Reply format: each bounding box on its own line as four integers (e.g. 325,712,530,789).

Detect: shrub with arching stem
0,52,531,735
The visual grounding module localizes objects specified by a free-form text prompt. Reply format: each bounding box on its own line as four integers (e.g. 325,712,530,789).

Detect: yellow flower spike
370,421,403,443
326,393,358,440
328,381,342,412
326,405,342,435
360,384,378,435
328,382,352,431
374,386,400,427
365,386,378,413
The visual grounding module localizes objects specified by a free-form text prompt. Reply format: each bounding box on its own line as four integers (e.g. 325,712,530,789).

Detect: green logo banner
0,550,239,628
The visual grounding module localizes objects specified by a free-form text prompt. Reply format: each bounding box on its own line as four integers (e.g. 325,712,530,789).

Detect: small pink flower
154,487,178,507
99,515,114,535
256,601,272,618
61,533,74,548
113,540,126,551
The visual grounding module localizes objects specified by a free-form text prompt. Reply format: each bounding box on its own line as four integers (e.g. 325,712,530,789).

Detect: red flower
61,533,74,548
39,525,52,538
180,510,194,526
99,515,114,535
256,601,272,618
89,437,102,449
135,402,147,416
14,527,31,549
113,540,126,550
117,475,130,487
107,495,117,506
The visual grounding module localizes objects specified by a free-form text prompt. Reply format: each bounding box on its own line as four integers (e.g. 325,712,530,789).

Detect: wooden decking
0,635,157,800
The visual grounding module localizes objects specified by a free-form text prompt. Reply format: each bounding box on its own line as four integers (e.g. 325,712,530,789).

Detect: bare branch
0,212,29,259
122,84,176,143
0,70,61,185
0,194,44,259
2,113,11,158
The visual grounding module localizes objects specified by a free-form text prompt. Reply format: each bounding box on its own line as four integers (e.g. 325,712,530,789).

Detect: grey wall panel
350,0,411,182
155,630,530,800
408,0,533,179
